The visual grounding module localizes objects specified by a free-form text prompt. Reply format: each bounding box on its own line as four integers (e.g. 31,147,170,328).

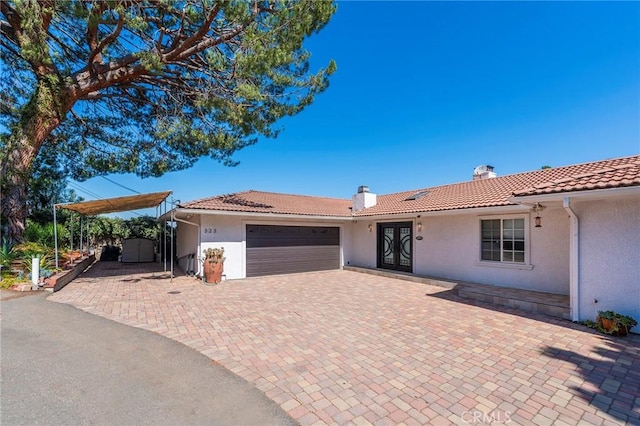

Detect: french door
377,222,413,272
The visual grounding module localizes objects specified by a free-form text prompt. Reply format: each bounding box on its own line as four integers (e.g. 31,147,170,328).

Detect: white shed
121,238,155,263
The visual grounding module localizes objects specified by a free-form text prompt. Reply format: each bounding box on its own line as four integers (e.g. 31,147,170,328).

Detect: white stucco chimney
352,185,377,211
472,165,497,180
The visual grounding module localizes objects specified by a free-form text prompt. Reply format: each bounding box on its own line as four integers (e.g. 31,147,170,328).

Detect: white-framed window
480,217,526,263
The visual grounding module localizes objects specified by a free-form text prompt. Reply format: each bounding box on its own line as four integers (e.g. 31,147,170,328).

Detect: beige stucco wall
176,215,200,273
200,215,244,280
197,215,350,280
573,196,640,323
415,208,569,294
346,220,379,268
345,207,570,295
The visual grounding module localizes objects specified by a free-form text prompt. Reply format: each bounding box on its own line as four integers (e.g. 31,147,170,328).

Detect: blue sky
70,1,640,217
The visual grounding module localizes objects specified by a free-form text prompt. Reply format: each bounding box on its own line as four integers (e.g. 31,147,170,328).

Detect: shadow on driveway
540,340,640,424
1,291,295,426
429,287,640,424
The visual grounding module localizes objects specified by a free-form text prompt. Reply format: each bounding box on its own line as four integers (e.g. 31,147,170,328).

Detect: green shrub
15,242,55,271
0,271,29,289
24,220,69,248
597,310,637,335
0,238,20,269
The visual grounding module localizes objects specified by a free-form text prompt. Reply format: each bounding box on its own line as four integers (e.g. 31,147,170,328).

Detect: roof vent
357,185,369,193
473,165,497,180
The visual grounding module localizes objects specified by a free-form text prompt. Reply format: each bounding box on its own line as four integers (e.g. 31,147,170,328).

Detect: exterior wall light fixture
532,203,545,228
368,224,373,232
417,222,422,232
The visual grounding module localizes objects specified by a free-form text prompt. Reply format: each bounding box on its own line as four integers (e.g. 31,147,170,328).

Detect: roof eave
509,185,640,204
353,204,530,220
171,208,352,221
164,205,532,222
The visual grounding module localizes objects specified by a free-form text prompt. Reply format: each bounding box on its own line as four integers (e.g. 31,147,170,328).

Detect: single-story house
172,155,640,323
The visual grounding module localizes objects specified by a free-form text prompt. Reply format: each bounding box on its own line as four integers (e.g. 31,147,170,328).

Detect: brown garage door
246,225,340,277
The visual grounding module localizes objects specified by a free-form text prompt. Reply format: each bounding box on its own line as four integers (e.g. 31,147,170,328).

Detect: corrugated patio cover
57,191,172,216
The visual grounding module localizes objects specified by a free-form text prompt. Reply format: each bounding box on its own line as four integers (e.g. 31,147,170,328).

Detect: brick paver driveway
49,262,640,425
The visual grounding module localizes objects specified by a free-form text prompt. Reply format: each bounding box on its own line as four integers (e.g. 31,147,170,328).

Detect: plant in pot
203,247,225,284
596,310,637,336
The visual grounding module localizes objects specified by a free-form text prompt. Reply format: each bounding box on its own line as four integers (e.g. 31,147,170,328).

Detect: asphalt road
1,291,296,426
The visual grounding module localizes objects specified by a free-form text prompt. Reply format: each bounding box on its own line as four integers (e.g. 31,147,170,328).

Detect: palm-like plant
0,238,20,269
15,242,55,272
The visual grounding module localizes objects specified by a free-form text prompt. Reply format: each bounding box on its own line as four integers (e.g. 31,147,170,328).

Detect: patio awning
56,191,172,216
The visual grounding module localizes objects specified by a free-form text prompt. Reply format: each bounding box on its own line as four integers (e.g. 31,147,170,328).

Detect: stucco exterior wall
416,208,568,294
345,208,570,295
176,216,200,273
196,215,350,280
181,205,572,295
346,220,379,268
200,215,245,280
574,196,640,323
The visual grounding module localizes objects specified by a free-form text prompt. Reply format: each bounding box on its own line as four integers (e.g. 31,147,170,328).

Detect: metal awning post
86,217,90,255
70,213,74,265
53,204,59,270
163,199,167,272
79,216,83,254
155,205,159,262
170,197,175,280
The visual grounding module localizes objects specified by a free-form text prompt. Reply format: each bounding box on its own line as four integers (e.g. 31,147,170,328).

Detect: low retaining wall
45,254,96,292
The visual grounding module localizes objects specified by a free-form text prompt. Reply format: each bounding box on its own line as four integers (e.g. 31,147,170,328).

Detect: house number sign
204,228,217,234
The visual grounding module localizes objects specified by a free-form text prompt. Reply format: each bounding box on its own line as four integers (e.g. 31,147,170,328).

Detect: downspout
173,217,201,277
563,197,580,321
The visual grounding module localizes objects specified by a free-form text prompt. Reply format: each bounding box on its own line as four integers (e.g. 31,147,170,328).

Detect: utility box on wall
121,238,155,263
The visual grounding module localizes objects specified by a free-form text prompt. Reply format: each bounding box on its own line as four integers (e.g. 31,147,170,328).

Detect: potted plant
597,310,637,336
203,247,225,284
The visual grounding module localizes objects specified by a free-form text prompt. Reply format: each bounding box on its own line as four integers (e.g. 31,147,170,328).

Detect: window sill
475,261,534,271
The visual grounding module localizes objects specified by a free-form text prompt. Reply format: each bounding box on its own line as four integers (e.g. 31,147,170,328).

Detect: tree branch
163,4,220,61
85,2,108,73
172,22,249,63
87,10,124,72
70,52,142,97
0,19,19,46
0,3,22,44
40,0,56,32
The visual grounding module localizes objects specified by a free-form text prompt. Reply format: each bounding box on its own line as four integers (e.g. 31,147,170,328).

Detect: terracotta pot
600,317,615,331
600,318,628,336
204,260,223,284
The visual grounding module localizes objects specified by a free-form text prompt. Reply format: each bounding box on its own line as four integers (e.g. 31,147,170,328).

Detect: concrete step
345,265,571,320
456,284,571,320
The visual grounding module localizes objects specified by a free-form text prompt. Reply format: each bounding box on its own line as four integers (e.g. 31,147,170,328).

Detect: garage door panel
246,246,340,277
247,225,339,247
246,224,341,277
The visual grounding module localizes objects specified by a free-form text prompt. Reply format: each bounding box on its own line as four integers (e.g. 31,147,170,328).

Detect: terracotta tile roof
179,190,353,217
511,156,640,196
353,155,640,217
180,155,639,218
